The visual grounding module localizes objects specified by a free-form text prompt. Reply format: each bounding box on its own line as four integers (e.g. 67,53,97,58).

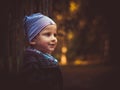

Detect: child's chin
48,49,55,53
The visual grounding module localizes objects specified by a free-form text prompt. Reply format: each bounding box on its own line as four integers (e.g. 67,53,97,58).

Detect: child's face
31,24,57,54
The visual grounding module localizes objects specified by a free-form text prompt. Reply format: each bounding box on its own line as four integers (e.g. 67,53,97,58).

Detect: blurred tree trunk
0,1,10,73
87,0,119,65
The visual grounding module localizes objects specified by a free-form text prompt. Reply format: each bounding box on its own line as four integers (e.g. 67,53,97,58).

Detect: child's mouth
49,44,56,48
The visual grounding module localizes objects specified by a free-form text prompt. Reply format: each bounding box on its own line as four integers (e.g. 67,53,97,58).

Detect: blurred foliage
0,0,111,72
52,0,109,62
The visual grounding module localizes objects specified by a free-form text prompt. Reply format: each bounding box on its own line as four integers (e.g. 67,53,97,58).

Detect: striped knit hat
23,13,56,42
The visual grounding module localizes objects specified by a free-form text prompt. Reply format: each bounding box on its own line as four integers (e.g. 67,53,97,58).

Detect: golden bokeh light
56,14,63,21
69,1,79,13
60,54,67,65
67,31,74,40
61,46,67,54
60,46,68,65
74,59,88,65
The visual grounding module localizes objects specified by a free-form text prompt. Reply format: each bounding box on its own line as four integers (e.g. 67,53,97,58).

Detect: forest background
0,0,119,90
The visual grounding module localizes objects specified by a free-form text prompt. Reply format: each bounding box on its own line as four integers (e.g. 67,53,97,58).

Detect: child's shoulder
23,49,59,68
24,49,39,56
23,50,42,63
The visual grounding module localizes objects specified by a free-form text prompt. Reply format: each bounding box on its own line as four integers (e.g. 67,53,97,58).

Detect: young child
19,13,63,90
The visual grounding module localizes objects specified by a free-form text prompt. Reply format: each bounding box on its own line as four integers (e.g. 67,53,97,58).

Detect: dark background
0,0,120,90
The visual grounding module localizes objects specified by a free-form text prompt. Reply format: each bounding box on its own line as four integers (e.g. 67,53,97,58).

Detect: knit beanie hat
23,13,56,42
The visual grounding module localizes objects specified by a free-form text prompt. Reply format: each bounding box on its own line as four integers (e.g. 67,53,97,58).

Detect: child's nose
51,35,57,41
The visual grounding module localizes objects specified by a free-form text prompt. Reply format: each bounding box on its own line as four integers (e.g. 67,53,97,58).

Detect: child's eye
44,33,51,36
